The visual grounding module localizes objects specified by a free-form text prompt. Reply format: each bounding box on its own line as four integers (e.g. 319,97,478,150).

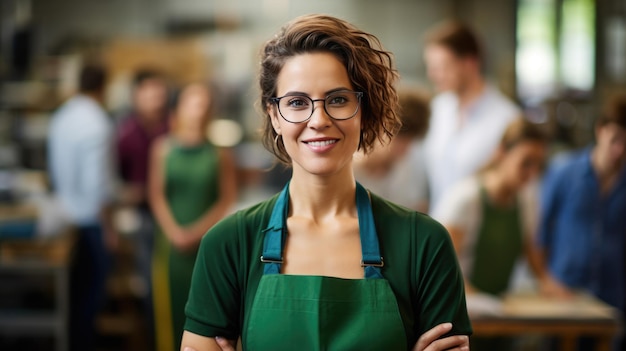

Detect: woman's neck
289,167,358,222
174,127,205,146
481,170,516,207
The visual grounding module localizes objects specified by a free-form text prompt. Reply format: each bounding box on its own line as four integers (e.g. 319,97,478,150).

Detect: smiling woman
180,14,472,351
268,52,364,178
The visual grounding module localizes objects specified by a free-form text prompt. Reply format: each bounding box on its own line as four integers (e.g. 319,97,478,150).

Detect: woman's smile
302,138,339,152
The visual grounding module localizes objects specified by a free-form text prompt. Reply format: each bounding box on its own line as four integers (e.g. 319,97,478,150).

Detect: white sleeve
431,177,482,276
431,177,481,231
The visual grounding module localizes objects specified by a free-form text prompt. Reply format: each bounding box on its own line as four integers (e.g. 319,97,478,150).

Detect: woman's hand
183,336,236,351
214,337,236,351
183,326,469,351
169,227,200,253
412,323,469,351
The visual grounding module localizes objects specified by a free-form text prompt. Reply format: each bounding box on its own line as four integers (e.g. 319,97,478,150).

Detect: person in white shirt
47,64,118,351
421,20,520,213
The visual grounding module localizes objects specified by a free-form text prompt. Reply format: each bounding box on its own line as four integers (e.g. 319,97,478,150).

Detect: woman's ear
268,104,281,135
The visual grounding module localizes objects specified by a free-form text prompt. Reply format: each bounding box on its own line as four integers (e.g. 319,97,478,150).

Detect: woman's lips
303,138,338,152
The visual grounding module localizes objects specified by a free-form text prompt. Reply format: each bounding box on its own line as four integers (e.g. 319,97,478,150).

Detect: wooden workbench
471,292,623,351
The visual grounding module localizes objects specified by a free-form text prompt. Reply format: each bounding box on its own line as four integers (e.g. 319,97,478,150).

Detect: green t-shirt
185,192,472,348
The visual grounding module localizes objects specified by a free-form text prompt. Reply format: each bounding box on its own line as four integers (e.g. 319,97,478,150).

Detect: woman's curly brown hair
259,14,400,164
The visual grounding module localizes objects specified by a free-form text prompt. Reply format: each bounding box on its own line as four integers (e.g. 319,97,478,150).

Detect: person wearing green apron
182,183,472,351
181,14,472,351
149,83,238,351
432,118,569,350
246,182,410,349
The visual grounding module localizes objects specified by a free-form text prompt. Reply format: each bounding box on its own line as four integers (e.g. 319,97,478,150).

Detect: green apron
245,182,408,350
469,187,523,296
468,187,523,351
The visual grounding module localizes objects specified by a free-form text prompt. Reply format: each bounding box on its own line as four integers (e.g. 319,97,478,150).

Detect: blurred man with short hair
48,63,118,351
422,21,520,213
537,93,626,351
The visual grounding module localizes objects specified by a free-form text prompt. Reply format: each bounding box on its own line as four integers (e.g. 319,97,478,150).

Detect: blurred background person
115,67,170,350
421,20,520,213
537,92,626,351
117,68,170,205
148,82,238,351
47,63,118,351
432,117,565,350
353,86,431,212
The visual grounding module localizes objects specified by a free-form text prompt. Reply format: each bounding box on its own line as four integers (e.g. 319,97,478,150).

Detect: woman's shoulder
370,193,448,238
202,193,281,244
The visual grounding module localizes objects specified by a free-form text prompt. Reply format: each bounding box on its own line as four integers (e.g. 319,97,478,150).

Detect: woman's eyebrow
280,87,354,97
280,91,308,97
325,87,353,95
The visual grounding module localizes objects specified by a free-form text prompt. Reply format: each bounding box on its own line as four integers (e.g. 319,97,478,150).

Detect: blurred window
516,0,596,103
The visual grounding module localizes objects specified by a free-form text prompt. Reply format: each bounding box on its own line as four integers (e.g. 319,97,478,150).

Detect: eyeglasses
270,90,363,124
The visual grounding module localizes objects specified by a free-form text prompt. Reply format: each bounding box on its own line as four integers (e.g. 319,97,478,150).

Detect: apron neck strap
355,182,384,279
261,182,384,279
260,182,290,275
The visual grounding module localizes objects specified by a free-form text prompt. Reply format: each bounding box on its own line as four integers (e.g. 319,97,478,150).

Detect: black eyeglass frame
270,91,364,124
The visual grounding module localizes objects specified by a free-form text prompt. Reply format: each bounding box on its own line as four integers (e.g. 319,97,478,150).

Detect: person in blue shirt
537,92,626,351
48,64,118,351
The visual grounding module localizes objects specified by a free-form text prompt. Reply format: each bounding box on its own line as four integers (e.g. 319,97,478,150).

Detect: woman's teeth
307,140,336,147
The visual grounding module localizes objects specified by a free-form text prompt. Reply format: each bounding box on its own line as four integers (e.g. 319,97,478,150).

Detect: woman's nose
307,100,332,128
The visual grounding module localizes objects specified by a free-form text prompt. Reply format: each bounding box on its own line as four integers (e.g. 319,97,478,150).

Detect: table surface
508,292,614,318
470,291,623,351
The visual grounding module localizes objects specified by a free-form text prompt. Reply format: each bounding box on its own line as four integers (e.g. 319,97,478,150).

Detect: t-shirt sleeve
414,215,473,337
184,213,242,339
431,177,481,233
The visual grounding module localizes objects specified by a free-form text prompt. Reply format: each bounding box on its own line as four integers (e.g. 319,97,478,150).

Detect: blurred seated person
353,86,430,211
432,117,567,350
537,92,626,351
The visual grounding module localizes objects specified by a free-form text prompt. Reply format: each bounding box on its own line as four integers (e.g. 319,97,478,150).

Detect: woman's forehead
275,52,352,95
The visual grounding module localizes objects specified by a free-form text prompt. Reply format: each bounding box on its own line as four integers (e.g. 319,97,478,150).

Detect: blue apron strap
260,182,290,275
356,182,384,279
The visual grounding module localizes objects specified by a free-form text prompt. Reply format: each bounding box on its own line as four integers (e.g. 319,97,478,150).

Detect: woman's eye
328,96,348,105
286,97,309,108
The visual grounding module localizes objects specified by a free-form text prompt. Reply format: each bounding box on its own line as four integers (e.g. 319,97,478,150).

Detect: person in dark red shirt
115,68,170,349
117,69,170,202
